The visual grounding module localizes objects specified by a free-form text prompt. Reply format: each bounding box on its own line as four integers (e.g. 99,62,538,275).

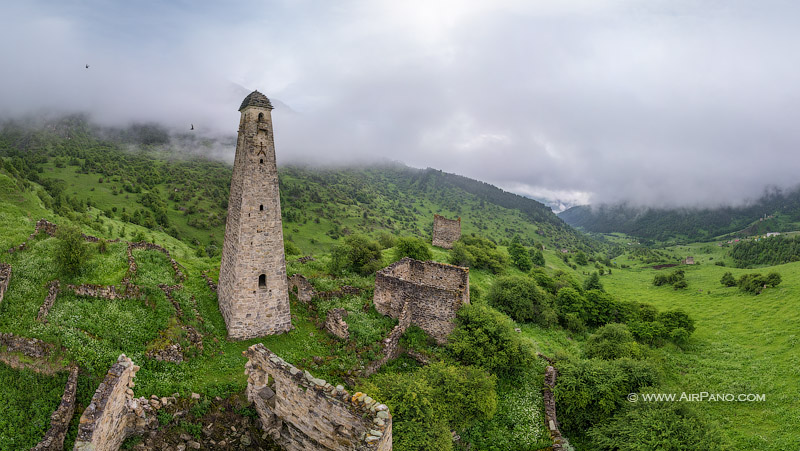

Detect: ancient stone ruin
374,257,469,344
364,301,412,377
324,308,350,340
32,366,78,451
431,214,461,249
287,273,362,305
73,355,158,451
218,91,291,340
244,344,392,450
0,263,10,305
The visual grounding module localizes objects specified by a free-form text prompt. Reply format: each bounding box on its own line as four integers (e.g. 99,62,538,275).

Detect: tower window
260,204,264,211
260,158,264,164
259,274,266,288
258,112,265,122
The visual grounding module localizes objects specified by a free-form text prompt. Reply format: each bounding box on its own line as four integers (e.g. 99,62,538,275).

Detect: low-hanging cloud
2,0,800,210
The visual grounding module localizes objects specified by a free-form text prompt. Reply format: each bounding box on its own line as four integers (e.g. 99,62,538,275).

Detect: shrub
555,357,659,434
587,388,727,450
586,323,641,360
657,309,695,335
377,232,397,249
448,304,536,376
765,271,782,288
720,272,736,287
584,289,621,327
448,235,508,274
487,275,556,326
284,240,301,256
507,236,532,271
329,234,383,275
393,236,432,262
530,248,545,266
555,287,588,322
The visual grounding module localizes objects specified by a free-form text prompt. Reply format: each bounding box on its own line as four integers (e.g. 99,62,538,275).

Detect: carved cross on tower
257,142,267,156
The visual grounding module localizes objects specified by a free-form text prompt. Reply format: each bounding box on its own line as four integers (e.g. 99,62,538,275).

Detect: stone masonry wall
0,263,10,306
324,308,350,340
218,96,291,340
543,365,566,450
32,366,79,451
431,215,461,249
374,258,469,344
245,344,392,451
0,332,54,358
74,355,157,451
37,280,61,323
364,302,412,377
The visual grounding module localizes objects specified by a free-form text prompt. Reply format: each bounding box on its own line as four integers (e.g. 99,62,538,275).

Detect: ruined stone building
431,214,461,248
218,91,291,340
374,257,469,344
245,345,392,450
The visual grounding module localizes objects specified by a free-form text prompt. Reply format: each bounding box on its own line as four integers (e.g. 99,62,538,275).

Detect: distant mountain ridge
559,190,800,242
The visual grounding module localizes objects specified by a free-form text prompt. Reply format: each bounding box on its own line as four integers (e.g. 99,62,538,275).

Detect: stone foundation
32,366,79,451
244,344,392,450
432,215,461,249
0,332,54,358
288,274,363,304
36,280,60,323
129,242,185,282
74,355,157,451
0,263,10,305
541,359,567,450
67,283,140,301
374,258,469,344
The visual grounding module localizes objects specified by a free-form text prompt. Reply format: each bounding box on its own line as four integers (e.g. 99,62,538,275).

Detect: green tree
56,224,88,275
575,251,589,266
530,248,545,266
584,272,604,291
393,236,432,262
487,275,556,326
765,271,782,287
329,234,384,275
586,323,641,360
507,235,532,271
448,304,536,376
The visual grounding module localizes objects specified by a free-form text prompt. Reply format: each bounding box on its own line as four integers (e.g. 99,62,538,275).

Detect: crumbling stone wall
543,365,566,450
37,280,60,323
288,274,362,304
324,308,350,340
432,214,461,249
244,344,392,451
201,271,218,292
364,302,412,377
0,332,54,358
0,263,10,305
374,258,469,344
74,355,157,451
287,274,316,303
32,366,79,451
67,283,140,301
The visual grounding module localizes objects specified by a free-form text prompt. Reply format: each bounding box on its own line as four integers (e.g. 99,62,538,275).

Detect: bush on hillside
487,275,556,326
720,272,737,287
56,224,89,275
507,235,532,271
586,323,642,360
448,235,508,274
448,304,536,376
583,271,604,291
329,234,384,275
393,236,432,262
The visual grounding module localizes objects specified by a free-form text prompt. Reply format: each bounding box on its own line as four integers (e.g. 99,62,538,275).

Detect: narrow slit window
258,274,266,288
260,158,264,164
260,204,264,211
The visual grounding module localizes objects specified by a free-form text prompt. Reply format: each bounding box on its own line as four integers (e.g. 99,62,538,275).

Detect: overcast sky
2,0,799,210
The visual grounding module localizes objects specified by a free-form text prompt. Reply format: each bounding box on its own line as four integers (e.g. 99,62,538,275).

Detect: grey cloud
2,0,800,210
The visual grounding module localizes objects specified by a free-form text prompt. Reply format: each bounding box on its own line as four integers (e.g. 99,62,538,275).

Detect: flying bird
85,64,89,69
191,124,194,130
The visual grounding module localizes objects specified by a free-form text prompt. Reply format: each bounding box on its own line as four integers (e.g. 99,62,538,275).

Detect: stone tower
218,91,291,340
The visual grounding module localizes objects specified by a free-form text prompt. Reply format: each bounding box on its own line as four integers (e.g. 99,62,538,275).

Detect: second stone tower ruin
218,91,291,340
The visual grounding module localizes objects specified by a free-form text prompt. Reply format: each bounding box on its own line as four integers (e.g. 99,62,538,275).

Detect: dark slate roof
239,90,274,111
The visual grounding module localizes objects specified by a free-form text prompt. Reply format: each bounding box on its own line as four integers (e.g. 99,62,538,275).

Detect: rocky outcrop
324,308,350,340
36,280,60,323
245,344,392,450
32,366,79,451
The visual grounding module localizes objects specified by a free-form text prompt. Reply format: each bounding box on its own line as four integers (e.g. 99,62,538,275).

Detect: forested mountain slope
0,115,592,255
559,191,800,242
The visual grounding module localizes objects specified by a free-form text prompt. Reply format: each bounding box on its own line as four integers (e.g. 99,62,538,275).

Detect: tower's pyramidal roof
239,90,274,111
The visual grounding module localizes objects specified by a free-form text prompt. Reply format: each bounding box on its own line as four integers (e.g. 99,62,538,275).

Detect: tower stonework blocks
218,91,291,340
432,214,461,249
